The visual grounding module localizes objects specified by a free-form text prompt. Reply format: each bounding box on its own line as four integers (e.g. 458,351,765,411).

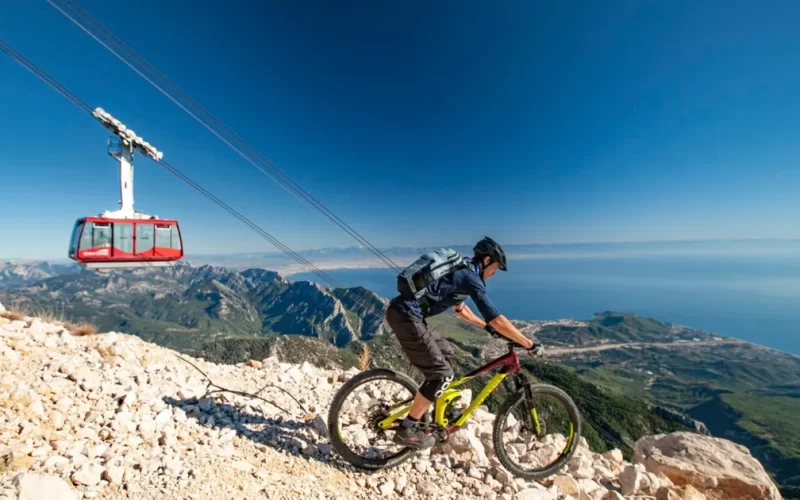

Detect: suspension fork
512,373,541,435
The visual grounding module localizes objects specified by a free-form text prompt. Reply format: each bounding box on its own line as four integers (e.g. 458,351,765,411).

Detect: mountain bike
326,332,582,480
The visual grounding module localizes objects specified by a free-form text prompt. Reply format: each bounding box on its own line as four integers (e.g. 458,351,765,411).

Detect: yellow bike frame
377,371,512,430
377,343,529,432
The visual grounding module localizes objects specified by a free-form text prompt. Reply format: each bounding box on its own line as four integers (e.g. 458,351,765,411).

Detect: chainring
367,403,391,433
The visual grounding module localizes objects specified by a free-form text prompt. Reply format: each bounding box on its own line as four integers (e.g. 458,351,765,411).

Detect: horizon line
3,236,800,263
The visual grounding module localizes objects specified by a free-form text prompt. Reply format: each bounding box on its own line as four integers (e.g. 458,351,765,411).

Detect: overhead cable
0,36,383,319
48,0,403,275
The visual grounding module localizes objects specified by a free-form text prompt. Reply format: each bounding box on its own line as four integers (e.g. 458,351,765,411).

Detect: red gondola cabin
68,217,183,269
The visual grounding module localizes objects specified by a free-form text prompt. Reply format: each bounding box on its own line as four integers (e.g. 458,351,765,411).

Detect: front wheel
492,384,582,481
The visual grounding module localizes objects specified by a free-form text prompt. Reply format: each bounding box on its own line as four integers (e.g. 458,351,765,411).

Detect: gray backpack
397,248,467,304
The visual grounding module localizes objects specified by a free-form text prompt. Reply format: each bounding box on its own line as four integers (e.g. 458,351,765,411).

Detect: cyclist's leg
428,318,455,367
386,306,453,379
385,308,451,448
420,318,455,400
387,312,454,398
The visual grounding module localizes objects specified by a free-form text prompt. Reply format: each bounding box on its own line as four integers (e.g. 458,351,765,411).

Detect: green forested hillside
548,313,800,497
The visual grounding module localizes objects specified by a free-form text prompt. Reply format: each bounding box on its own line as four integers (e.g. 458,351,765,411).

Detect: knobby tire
492,384,582,481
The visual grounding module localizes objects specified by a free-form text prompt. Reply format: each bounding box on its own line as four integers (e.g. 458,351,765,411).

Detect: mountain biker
385,236,535,449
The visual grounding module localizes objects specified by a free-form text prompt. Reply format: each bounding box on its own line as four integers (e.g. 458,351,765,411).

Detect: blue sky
2,0,800,260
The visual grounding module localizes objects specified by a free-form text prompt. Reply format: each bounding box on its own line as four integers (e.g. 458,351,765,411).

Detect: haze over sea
290,241,800,356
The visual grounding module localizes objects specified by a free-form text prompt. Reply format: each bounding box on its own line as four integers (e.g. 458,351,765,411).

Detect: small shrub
66,322,97,337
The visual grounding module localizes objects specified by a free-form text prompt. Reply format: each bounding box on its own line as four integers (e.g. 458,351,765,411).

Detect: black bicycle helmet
473,236,507,271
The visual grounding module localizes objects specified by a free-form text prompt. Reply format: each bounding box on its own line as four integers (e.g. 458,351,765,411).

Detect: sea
291,252,800,356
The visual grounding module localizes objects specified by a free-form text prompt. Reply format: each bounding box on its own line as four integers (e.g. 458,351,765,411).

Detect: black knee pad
419,374,454,401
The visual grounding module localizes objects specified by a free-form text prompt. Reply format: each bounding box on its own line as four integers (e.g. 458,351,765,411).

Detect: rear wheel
327,368,426,470
492,384,581,480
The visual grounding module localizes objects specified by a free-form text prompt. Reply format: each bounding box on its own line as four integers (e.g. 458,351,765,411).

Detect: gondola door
135,222,155,258
113,222,134,260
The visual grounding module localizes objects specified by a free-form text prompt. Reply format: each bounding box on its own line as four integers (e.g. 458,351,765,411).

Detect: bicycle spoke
332,375,416,461
493,385,581,480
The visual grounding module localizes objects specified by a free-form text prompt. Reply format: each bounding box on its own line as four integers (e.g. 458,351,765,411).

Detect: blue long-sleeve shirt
390,256,502,322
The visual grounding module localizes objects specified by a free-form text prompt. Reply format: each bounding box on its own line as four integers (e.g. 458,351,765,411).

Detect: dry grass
2,297,29,318
0,301,98,337
359,344,372,371
0,311,25,321
33,309,66,325
65,322,97,337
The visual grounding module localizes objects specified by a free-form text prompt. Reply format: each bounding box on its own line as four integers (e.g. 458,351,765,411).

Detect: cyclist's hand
528,341,544,357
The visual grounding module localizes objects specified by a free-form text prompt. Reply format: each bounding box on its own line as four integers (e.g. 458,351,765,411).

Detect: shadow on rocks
163,396,380,475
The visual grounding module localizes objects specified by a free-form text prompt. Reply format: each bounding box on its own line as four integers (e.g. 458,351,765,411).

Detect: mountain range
0,261,76,290
0,262,387,353
7,238,800,274
184,239,800,271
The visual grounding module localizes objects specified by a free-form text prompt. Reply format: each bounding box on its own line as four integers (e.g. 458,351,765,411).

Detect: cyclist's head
473,236,506,280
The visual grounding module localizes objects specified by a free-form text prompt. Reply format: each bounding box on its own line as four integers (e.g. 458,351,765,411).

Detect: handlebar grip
485,324,543,354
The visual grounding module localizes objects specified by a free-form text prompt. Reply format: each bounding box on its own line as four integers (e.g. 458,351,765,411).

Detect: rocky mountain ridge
0,261,76,291
0,263,388,349
0,307,782,499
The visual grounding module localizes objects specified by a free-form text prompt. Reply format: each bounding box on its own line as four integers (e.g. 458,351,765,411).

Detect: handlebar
484,324,544,356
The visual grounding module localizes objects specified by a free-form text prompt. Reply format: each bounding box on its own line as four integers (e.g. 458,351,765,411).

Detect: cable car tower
67,108,184,270
96,107,163,219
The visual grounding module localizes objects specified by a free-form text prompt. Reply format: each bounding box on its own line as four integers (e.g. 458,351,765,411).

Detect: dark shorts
385,304,454,381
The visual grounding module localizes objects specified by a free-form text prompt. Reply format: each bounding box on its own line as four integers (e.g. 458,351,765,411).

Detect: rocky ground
0,306,783,500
